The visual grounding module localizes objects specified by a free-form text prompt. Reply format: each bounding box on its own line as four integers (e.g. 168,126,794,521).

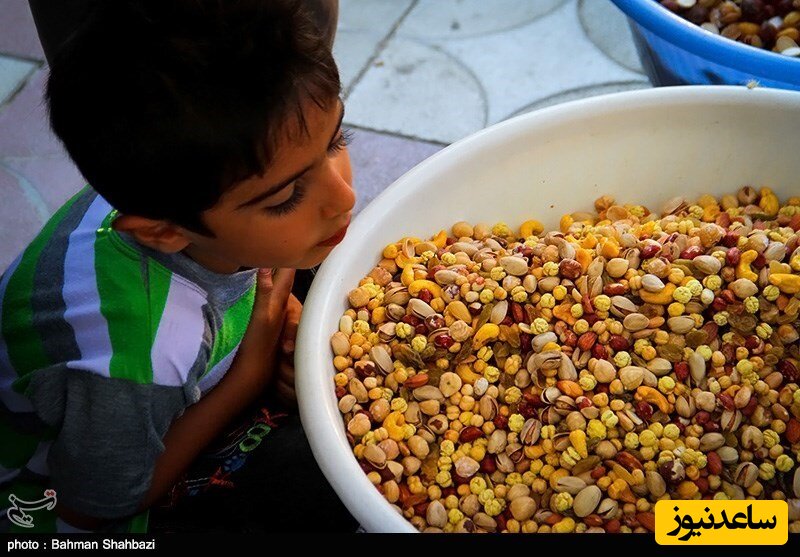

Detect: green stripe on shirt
94,211,171,384
205,283,255,373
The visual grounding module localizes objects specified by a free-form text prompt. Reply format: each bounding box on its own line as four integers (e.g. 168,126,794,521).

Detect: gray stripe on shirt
30,189,97,365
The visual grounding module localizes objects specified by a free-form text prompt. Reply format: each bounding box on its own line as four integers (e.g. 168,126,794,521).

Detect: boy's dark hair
46,0,340,234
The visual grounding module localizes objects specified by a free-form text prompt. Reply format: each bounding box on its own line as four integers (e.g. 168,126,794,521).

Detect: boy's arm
141,268,296,510
55,268,296,530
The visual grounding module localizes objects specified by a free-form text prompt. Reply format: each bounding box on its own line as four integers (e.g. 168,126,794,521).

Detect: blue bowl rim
610,0,800,83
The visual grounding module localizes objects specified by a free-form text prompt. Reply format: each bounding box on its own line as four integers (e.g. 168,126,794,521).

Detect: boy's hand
230,267,296,392
280,293,303,354
275,355,296,408
275,293,302,407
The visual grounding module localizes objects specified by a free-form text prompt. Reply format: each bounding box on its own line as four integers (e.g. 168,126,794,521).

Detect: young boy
1,0,356,533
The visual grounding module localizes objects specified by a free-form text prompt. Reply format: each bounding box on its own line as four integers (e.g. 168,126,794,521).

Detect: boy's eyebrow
236,101,345,210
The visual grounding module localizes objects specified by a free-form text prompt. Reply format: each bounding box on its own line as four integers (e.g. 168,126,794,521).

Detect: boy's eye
262,180,306,216
261,128,352,217
328,128,353,155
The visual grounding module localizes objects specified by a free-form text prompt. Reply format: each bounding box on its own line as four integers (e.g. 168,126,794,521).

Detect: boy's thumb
253,267,296,309
257,268,274,289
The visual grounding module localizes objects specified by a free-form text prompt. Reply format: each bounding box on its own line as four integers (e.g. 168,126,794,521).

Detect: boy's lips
317,216,351,247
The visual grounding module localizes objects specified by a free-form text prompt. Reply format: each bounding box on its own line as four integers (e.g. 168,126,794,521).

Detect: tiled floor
0,0,650,271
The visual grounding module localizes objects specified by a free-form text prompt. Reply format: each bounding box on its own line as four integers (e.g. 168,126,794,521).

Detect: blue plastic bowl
611,0,800,90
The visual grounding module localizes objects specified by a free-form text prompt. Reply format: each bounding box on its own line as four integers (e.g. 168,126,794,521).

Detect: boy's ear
112,214,191,253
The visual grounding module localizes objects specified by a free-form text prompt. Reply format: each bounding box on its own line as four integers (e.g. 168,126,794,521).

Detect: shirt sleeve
26,366,190,519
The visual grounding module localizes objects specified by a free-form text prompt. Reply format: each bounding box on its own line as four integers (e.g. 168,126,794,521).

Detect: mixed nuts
661,0,800,57
332,187,800,533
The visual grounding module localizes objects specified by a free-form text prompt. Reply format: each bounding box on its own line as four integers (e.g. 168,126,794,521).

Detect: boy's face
183,97,355,273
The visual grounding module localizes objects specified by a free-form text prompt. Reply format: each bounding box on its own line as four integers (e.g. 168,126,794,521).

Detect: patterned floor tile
344,37,487,143
398,0,566,40
0,0,45,61
0,55,36,106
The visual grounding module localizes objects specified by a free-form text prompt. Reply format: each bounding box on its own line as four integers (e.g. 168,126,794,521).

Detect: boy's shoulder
1,188,253,390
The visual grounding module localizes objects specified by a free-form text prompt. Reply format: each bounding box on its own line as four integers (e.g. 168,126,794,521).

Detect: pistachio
495,452,515,474
555,476,587,495
595,440,618,460
573,486,602,517
418,399,440,417
610,295,639,317
330,332,350,356
606,258,630,278
413,385,444,402
721,409,742,432
338,394,357,414
426,414,448,435
645,471,667,498
688,351,706,384
619,366,645,390
509,497,537,521
520,418,542,445
454,456,480,478
479,395,499,421
641,274,666,292
699,432,725,452
532,332,558,352
426,500,447,529
370,346,394,375
740,425,763,450
646,357,672,377
383,286,410,306
364,444,387,468
487,429,507,454
472,513,497,532
692,255,721,275
596,498,619,520
378,322,397,342
730,278,759,299
593,359,617,383
717,446,740,465
734,385,752,409
734,462,759,488
500,256,529,276
675,396,696,418
434,269,460,285
623,313,650,332
667,316,696,334
349,378,369,403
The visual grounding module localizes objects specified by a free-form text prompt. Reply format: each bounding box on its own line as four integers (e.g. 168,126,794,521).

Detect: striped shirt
0,187,257,532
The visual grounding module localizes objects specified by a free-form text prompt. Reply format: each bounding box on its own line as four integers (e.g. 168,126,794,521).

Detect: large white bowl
297,85,800,533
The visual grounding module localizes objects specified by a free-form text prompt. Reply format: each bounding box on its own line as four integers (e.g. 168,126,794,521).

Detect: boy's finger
257,267,274,289
270,268,297,304
282,326,297,354
281,297,302,353
249,268,278,321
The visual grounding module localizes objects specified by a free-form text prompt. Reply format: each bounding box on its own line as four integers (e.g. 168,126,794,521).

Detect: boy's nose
320,169,355,220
